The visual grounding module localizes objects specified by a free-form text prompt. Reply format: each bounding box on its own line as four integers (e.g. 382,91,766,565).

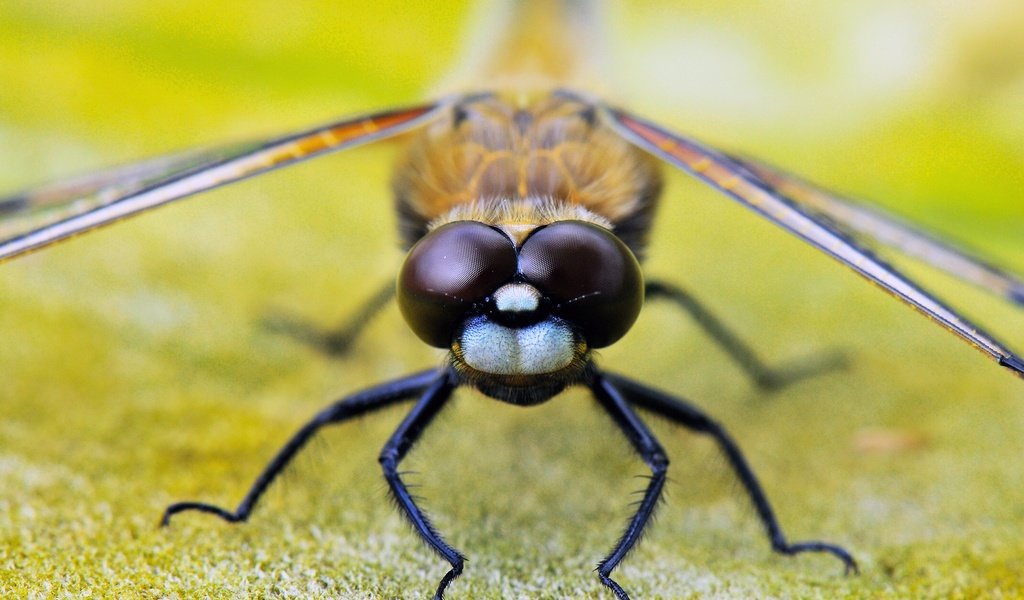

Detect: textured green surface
1,1,1023,598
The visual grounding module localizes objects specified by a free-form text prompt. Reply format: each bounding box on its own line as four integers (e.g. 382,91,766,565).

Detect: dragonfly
2,2,1022,599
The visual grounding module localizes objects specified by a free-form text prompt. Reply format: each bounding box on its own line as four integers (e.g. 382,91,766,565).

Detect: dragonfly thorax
392,93,663,258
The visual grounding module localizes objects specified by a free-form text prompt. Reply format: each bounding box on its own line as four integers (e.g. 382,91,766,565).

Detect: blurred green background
1,1,1022,598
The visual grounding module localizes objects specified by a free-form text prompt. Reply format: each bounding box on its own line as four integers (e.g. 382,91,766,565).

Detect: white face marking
459,317,575,375
493,283,541,313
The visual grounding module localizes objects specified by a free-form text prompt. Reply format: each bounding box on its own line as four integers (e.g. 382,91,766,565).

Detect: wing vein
604,106,1024,380
0,101,449,262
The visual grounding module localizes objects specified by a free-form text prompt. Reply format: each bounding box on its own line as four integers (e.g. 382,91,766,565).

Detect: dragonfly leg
646,280,847,391
160,369,441,526
263,280,394,357
588,371,670,600
604,372,858,573
378,373,464,599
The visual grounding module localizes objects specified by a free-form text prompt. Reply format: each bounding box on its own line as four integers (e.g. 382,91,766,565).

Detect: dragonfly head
397,219,644,404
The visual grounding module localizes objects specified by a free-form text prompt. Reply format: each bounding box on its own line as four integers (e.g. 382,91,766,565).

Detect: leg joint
378,450,398,472
649,451,669,476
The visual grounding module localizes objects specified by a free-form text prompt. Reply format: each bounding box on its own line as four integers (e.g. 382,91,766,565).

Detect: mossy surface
1,2,1023,598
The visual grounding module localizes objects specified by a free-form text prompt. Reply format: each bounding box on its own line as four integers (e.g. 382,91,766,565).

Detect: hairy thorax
392,92,662,257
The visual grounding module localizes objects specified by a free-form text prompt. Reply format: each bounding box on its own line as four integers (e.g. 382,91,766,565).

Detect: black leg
263,280,394,357
588,371,670,600
603,372,858,574
378,371,463,600
160,368,441,527
645,280,846,391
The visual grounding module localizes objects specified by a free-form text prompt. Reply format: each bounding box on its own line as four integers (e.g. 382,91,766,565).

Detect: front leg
378,370,464,600
603,371,858,573
588,371,670,600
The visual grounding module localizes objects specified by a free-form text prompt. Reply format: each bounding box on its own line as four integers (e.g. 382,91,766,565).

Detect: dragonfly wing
1,143,258,214
604,106,1024,380
0,101,447,262
728,155,1024,307
0,143,263,243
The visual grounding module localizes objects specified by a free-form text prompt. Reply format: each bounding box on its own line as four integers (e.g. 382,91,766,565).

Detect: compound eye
398,221,517,347
519,220,643,348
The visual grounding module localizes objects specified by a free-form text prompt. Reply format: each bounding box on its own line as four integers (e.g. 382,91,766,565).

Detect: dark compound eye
519,220,643,348
398,221,518,347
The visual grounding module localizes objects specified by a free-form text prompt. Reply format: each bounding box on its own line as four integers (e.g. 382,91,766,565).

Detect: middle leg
604,371,857,573
160,368,441,527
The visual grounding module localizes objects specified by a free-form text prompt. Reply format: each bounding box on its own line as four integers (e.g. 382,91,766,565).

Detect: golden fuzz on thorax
428,197,612,245
392,94,662,254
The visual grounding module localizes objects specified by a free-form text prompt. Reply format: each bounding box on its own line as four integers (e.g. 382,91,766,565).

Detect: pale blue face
457,283,577,376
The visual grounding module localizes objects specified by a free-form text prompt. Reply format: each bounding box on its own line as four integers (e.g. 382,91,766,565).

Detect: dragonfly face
398,217,644,404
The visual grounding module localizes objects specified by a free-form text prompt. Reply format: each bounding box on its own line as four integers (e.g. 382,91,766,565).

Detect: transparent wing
727,155,1024,307
0,144,256,215
604,106,1024,380
0,143,263,242
0,101,448,262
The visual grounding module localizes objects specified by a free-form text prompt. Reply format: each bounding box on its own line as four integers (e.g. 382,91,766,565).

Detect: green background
1,1,1023,598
